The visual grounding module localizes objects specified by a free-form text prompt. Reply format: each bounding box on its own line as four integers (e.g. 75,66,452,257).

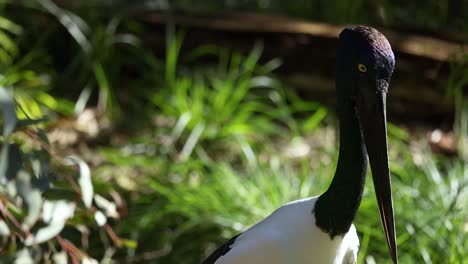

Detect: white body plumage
212,197,359,264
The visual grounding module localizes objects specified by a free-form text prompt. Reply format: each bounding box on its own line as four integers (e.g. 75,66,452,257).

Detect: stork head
336,26,395,109
336,26,398,264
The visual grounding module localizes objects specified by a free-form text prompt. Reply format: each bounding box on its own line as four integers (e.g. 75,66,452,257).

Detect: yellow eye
357,64,367,73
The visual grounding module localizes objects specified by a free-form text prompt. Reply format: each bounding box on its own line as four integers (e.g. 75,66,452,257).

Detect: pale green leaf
14,248,33,264
16,171,42,228
52,251,68,264
24,221,64,245
0,219,10,236
65,156,93,208
42,200,75,224
25,200,75,245
94,194,118,218
0,17,22,34
94,210,107,226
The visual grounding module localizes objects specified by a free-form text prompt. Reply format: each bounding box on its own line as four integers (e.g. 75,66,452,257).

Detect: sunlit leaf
302,106,327,132
0,31,18,56
75,85,93,114
16,171,42,228
16,96,43,119
81,257,99,264
52,251,68,264
65,156,93,208
121,238,138,249
94,210,107,226
38,0,90,52
29,151,50,191
42,200,75,224
37,92,58,109
165,30,184,87
388,122,410,141
93,63,113,111
0,16,22,34
14,248,33,264
0,219,10,236
25,200,75,246
94,194,118,218
24,222,64,246
0,47,11,64
180,123,205,160
171,112,191,143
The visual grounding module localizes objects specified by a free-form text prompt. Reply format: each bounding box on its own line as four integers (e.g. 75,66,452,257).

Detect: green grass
146,32,326,162
357,144,467,263
117,128,465,263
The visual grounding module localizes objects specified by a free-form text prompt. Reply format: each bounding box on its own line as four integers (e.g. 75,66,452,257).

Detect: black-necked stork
202,26,398,264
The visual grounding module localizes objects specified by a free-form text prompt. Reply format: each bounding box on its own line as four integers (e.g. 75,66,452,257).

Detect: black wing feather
202,234,241,264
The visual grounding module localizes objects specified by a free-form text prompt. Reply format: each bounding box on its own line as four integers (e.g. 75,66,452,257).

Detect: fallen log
143,11,467,62
139,11,466,126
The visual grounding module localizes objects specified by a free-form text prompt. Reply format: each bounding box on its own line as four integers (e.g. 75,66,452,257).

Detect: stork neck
314,102,367,238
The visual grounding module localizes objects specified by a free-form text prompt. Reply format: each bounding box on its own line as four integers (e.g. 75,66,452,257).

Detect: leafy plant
0,88,132,262
446,53,468,159
0,13,21,65
37,0,144,116
0,6,73,120
150,33,326,161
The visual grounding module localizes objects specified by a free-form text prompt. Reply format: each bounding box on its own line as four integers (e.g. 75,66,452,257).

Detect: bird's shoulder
201,196,320,264
201,234,241,264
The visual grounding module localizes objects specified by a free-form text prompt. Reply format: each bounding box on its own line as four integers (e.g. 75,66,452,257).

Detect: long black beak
358,83,398,264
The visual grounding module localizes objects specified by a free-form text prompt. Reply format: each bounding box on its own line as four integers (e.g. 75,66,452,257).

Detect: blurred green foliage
0,1,466,264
